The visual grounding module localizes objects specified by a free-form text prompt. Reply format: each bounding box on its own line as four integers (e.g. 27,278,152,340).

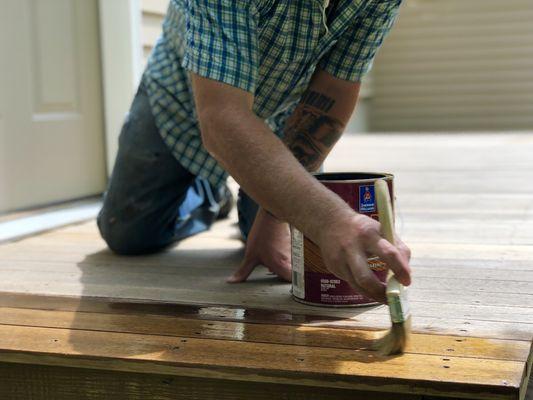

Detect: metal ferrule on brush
386,276,410,324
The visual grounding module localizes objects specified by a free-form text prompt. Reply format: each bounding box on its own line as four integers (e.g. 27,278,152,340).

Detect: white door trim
98,0,142,175
0,200,102,244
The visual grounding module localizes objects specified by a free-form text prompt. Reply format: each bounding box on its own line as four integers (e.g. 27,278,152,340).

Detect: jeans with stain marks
97,84,258,255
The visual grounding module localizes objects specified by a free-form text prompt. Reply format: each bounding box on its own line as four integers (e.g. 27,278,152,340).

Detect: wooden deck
0,133,531,399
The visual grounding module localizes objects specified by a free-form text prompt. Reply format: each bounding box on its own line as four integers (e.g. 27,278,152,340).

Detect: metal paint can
291,172,394,307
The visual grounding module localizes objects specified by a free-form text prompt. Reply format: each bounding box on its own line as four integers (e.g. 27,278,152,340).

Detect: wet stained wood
0,292,531,342
0,324,523,400
0,278,532,341
0,305,530,362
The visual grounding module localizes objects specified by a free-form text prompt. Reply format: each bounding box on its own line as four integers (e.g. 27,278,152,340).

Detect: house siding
369,0,533,132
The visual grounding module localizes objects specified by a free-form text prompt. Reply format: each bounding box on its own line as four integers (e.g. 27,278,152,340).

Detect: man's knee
97,211,160,255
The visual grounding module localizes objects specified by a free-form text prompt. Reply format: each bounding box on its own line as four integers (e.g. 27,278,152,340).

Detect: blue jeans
97,84,258,255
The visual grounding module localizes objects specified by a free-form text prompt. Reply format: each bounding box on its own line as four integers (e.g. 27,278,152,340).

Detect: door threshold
0,197,102,244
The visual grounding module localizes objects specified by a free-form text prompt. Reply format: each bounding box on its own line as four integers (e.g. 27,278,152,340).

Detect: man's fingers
370,237,411,286
347,252,387,303
325,265,352,287
227,257,258,283
395,235,412,261
267,261,292,282
329,252,386,303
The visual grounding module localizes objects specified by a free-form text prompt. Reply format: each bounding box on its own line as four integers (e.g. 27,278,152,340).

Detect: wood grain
0,362,424,400
0,324,523,400
0,291,531,341
0,305,529,362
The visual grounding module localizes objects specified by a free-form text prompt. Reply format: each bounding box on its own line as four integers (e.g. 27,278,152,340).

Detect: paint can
291,172,394,307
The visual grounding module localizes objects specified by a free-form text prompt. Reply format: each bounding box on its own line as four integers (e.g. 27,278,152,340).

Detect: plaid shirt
142,0,402,188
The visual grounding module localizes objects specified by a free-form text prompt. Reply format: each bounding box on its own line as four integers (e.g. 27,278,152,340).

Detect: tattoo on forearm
283,90,344,172
301,91,335,112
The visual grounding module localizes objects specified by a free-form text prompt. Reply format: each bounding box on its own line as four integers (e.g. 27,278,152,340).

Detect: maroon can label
291,172,394,307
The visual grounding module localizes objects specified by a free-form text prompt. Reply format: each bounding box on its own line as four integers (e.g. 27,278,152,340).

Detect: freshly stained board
0,293,529,400
0,294,530,362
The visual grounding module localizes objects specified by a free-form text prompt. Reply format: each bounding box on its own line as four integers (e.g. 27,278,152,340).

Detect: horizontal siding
142,0,168,15
370,0,533,132
141,0,168,68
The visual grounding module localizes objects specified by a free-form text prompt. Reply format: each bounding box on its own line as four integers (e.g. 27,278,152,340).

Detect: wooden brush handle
375,179,395,244
375,179,395,280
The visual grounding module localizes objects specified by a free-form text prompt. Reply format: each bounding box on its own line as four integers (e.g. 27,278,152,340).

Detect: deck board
0,133,531,399
0,324,524,400
0,298,530,362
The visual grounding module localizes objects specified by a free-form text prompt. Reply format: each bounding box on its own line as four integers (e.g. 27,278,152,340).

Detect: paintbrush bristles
374,316,412,355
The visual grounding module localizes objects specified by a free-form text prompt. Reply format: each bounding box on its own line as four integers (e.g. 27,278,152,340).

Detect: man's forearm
201,106,350,242
192,71,360,241
256,89,345,221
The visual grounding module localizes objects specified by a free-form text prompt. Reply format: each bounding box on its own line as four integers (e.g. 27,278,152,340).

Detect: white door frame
98,0,142,175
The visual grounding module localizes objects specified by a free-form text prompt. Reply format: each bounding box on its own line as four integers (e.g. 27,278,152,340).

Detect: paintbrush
374,179,411,355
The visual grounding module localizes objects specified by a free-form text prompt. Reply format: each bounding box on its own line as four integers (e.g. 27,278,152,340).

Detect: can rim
312,172,394,183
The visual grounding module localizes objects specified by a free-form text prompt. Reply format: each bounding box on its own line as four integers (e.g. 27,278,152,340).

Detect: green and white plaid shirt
142,0,402,188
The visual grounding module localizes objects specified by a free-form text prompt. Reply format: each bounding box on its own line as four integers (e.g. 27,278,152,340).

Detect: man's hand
318,212,411,303
227,209,292,283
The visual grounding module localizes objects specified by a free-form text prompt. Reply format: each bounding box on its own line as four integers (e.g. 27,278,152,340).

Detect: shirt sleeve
319,0,402,82
182,0,259,93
